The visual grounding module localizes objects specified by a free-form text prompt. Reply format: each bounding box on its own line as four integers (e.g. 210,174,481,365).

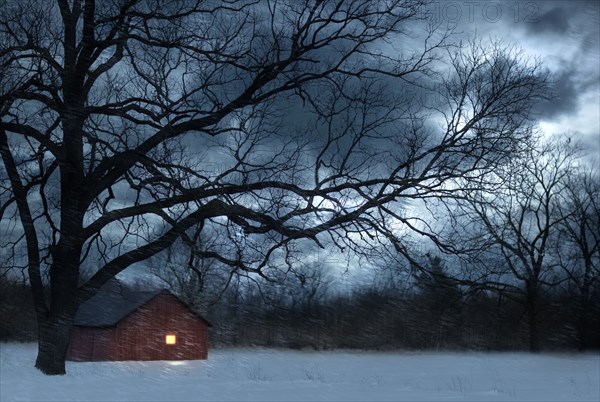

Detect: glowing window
165,334,177,345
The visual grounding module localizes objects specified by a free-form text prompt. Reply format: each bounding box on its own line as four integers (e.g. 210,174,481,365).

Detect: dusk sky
440,0,599,154
119,1,600,286
324,0,600,285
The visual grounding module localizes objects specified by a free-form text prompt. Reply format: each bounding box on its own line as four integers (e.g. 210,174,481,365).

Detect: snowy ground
1,343,599,401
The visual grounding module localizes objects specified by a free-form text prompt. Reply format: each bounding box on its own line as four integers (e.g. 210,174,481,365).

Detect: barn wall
67,293,209,361
66,327,93,361
115,294,208,361
66,326,118,361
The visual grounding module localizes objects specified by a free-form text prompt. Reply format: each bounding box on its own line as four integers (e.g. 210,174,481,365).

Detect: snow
1,343,599,401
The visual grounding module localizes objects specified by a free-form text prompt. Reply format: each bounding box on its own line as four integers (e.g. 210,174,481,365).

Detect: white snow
1,343,599,401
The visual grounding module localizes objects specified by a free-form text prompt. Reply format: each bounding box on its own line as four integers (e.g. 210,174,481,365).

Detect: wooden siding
66,293,209,361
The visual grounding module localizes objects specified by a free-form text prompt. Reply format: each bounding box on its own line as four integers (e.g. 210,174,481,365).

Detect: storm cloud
525,6,574,36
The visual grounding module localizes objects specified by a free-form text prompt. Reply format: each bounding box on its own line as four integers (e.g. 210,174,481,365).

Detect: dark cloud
509,1,600,123
520,1,599,38
533,63,581,120
525,7,574,36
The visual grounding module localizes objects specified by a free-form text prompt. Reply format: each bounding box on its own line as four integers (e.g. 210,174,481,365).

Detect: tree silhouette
1,0,546,374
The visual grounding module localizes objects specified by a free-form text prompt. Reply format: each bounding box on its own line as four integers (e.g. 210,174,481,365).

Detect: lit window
165,334,176,345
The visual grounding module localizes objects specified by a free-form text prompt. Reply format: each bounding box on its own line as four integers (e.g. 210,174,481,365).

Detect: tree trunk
577,296,590,351
34,246,81,375
526,280,540,352
35,314,74,375
577,267,592,351
526,308,540,352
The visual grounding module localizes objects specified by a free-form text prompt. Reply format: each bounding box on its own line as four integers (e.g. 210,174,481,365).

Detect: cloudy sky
333,0,600,285
2,1,597,289
435,0,600,154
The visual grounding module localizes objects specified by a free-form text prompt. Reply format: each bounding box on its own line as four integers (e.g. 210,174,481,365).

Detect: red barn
66,283,210,361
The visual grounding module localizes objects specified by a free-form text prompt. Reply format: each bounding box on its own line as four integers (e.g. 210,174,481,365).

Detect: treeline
2,269,599,351
203,270,600,352
0,277,36,341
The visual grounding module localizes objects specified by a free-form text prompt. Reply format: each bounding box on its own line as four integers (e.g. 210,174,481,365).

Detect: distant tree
0,277,37,341
411,254,462,347
413,254,462,310
149,224,227,310
556,167,600,349
287,263,333,312
447,139,579,351
0,0,547,374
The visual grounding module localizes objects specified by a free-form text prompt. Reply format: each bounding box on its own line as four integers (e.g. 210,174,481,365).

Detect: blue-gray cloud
525,7,574,35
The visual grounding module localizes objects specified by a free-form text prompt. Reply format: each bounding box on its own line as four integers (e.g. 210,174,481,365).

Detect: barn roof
74,279,212,327
74,287,162,327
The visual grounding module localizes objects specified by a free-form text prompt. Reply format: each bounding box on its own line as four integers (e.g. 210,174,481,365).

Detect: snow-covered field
1,343,598,401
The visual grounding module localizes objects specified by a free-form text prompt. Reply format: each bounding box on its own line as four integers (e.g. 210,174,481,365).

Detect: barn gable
74,288,161,327
67,282,210,362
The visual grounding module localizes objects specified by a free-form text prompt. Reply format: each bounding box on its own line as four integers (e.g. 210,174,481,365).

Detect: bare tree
556,166,600,349
148,224,226,309
0,0,546,374
447,139,580,351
